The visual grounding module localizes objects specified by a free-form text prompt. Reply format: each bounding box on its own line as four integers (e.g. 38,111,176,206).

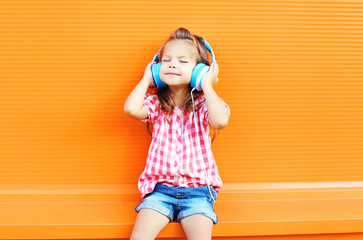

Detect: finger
214,67,219,80
209,63,214,72
215,63,219,76
210,63,217,75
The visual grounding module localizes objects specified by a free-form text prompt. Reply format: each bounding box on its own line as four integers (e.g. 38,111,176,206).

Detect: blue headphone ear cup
151,63,167,88
190,63,210,91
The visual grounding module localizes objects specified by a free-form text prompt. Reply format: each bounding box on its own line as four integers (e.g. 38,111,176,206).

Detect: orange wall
1,0,363,187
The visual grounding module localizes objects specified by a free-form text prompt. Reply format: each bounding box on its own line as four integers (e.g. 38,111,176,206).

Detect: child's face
160,39,197,89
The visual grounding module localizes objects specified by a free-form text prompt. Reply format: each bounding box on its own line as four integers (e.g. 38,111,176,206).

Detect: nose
167,59,177,68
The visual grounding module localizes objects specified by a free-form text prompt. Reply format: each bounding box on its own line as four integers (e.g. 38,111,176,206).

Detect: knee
130,231,148,240
130,233,139,240
130,234,139,240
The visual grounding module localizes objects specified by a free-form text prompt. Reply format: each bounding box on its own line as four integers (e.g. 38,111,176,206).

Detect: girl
124,28,230,240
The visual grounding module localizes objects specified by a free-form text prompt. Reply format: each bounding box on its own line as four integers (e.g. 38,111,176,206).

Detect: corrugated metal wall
1,0,363,186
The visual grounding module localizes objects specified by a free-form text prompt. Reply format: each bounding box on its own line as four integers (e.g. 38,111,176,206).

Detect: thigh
177,186,218,224
130,208,170,240
180,214,213,240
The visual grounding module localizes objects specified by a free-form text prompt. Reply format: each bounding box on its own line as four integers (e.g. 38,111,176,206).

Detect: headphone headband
152,38,215,64
201,39,216,63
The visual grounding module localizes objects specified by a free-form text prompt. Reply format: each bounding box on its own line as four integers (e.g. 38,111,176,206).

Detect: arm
124,62,154,120
201,62,230,129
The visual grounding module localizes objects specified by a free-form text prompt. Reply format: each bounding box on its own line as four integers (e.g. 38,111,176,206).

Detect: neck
170,87,188,106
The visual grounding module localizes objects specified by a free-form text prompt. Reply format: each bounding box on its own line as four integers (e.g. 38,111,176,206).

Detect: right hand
142,62,155,88
201,62,219,90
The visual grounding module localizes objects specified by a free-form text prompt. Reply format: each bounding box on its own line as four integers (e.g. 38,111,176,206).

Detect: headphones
150,39,216,91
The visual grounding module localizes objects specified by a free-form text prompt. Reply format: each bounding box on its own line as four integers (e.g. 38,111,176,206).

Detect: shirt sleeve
198,97,230,126
141,94,160,123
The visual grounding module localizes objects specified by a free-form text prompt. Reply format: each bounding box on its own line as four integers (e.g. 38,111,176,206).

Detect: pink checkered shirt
138,93,230,198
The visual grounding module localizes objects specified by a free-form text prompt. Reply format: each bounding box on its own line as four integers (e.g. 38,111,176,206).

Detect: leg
130,209,170,240
180,214,213,240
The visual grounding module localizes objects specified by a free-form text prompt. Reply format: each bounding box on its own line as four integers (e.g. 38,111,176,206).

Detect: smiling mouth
165,72,180,76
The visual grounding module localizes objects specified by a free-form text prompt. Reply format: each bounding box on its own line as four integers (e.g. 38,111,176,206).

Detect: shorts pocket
205,186,217,203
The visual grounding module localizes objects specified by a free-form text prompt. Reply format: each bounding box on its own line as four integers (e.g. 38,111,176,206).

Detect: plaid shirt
138,93,230,198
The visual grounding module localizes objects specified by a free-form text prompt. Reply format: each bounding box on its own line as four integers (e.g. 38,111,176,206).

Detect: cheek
160,63,166,71
159,64,169,76
186,66,195,76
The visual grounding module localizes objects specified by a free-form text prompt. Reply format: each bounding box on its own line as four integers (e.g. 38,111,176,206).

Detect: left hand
201,62,219,89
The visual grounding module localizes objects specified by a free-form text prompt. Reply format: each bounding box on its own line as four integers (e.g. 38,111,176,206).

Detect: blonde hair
147,28,218,140
156,27,210,114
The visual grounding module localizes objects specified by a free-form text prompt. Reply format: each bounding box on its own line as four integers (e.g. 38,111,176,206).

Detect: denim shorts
135,183,218,224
